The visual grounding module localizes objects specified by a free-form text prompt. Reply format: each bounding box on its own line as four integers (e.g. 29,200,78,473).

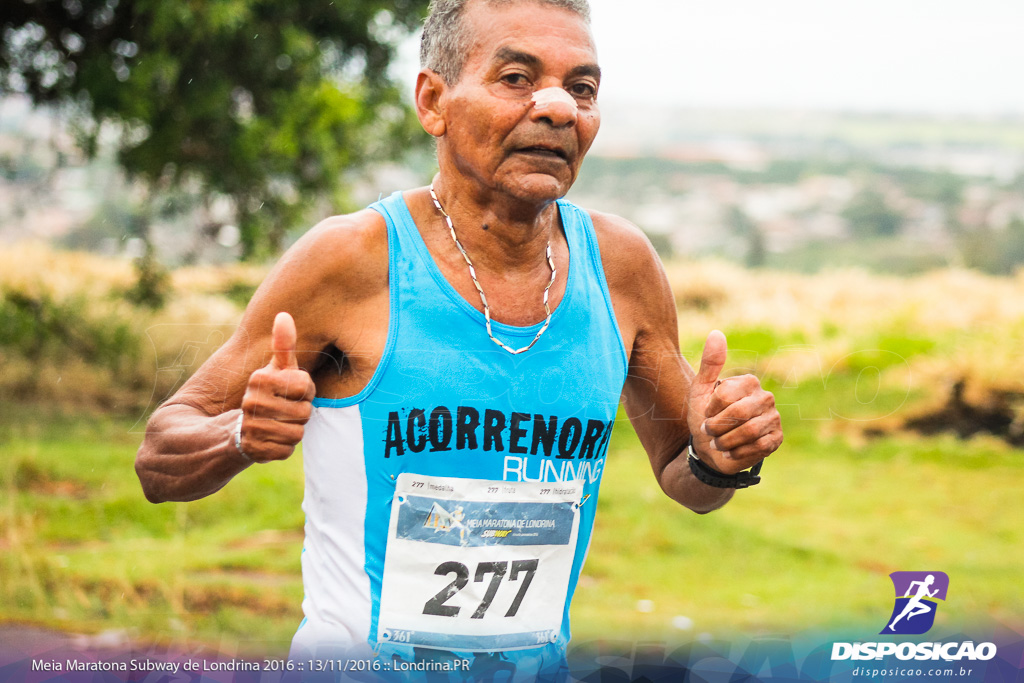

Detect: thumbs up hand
238,312,316,463
687,330,782,475
271,309,300,371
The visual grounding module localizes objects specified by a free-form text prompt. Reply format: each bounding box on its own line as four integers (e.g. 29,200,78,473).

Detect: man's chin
501,172,574,204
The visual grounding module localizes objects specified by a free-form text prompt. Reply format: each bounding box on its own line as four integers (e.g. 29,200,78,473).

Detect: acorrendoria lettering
383,406,612,460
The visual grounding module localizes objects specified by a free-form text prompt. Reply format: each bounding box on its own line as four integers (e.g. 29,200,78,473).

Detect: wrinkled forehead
462,1,598,70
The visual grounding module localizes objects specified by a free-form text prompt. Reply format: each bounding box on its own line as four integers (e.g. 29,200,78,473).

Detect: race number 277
423,559,539,619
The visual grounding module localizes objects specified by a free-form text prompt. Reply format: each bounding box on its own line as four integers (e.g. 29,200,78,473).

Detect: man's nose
531,87,578,127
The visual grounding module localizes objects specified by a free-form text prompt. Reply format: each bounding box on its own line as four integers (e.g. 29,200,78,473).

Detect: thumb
694,329,727,387
270,311,298,370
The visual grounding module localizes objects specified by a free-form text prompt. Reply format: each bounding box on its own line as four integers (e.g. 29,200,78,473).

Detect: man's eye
570,83,596,99
502,73,529,86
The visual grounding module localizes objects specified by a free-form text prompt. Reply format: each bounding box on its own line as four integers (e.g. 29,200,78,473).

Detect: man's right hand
238,311,316,463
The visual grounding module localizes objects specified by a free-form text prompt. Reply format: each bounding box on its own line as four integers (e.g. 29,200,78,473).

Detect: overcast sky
398,0,1024,115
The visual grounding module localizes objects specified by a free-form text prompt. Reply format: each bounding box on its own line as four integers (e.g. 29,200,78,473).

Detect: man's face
437,0,601,203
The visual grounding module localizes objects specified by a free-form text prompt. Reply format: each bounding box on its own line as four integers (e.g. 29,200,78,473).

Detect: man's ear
415,69,447,137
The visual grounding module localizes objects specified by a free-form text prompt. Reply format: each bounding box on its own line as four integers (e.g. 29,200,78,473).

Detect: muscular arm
625,334,736,513
609,223,733,513
135,211,387,502
134,317,314,503
593,212,782,513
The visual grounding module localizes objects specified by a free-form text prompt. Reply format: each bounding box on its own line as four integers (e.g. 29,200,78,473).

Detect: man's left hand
687,330,783,475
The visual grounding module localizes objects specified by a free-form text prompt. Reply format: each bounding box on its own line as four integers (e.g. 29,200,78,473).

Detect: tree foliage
1,0,430,257
960,220,1024,275
842,187,904,238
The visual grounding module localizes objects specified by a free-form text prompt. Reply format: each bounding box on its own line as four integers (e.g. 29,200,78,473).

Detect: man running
135,0,783,679
888,575,939,632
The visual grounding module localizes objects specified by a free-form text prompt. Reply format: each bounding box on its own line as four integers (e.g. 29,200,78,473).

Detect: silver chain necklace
429,184,556,355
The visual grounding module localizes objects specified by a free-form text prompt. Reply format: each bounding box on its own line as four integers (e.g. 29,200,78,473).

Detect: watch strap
687,437,762,489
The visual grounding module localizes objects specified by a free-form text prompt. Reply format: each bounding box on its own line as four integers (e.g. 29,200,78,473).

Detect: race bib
376,474,583,652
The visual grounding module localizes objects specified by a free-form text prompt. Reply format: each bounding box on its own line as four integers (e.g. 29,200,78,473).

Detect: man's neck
427,175,563,273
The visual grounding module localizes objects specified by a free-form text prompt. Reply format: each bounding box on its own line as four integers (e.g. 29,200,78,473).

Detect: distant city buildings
3,97,1024,273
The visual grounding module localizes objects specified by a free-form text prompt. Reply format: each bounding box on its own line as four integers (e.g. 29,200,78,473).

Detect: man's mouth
517,145,568,161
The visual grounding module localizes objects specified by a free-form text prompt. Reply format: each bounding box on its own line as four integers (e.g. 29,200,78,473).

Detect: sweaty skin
136,0,783,514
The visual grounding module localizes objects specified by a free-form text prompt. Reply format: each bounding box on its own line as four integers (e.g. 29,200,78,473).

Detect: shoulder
585,209,674,313
240,207,389,347
583,209,664,287
271,208,389,296
574,208,679,356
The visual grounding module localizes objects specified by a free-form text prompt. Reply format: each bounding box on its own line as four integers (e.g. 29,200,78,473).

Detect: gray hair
420,0,591,84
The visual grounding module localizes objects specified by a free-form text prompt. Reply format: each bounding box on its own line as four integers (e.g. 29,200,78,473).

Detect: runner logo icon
881,571,949,635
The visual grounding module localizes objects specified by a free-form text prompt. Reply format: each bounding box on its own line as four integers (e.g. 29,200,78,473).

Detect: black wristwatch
687,437,763,489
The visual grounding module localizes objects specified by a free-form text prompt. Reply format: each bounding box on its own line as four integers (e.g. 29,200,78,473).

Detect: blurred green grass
2,247,1023,654
1,404,306,650
575,404,1022,643
2,348,1021,655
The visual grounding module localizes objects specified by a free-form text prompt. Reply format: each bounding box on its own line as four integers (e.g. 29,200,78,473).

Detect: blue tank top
292,191,627,680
